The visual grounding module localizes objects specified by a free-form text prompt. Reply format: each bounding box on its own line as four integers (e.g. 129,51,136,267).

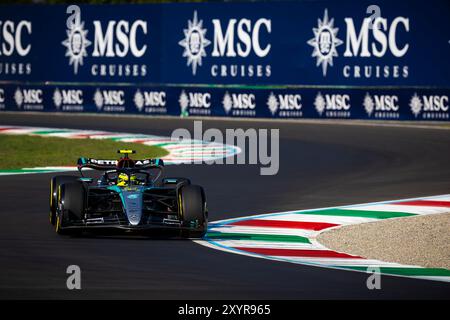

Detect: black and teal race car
49,150,207,238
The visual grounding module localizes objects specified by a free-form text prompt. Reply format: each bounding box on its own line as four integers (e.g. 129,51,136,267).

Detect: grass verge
0,134,168,170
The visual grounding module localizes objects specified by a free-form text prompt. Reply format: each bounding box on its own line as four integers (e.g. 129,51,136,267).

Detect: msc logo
179,11,271,77
267,92,302,115
94,89,125,110
222,92,256,115
179,90,211,108
53,88,83,108
14,87,43,108
363,93,399,116
91,20,147,58
308,9,410,78
0,20,32,56
0,20,33,75
62,6,148,76
134,89,166,111
410,93,449,118
210,17,271,58
343,16,409,58
314,92,350,116
179,90,211,116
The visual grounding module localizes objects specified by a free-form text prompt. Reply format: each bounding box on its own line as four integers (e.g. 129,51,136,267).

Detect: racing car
49,150,208,238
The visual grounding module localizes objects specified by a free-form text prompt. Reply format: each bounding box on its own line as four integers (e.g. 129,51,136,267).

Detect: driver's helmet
117,173,136,187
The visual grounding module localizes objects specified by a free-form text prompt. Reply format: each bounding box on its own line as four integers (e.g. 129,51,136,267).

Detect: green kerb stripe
205,232,310,243
0,169,55,173
109,136,145,141
32,130,70,135
152,143,174,147
296,208,415,219
341,266,450,277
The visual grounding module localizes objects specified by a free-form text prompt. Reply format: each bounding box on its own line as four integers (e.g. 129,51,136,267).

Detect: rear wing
77,157,164,171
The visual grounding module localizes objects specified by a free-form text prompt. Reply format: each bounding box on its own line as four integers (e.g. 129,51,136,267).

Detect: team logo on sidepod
179,11,211,75
62,17,91,74
307,9,343,77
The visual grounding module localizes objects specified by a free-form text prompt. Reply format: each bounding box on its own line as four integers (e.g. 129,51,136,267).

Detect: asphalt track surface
0,113,449,299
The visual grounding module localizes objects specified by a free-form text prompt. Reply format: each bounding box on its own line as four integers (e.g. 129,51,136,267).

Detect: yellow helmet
117,173,128,186
117,173,136,186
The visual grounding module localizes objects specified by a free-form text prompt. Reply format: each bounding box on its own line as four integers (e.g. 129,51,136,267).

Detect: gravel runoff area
317,212,450,270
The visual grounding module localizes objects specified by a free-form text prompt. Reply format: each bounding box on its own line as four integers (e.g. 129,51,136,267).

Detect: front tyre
178,185,208,238
49,175,79,225
55,182,85,236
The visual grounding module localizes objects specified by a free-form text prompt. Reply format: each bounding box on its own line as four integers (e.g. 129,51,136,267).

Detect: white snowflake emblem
134,89,144,111
53,88,62,109
14,88,23,108
179,11,211,75
222,92,233,114
307,9,343,76
179,90,189,113
409,93,423,117
93,89,103,110
314,92,326,115
363,92,375,116
62,18,91,75
267,92,279,115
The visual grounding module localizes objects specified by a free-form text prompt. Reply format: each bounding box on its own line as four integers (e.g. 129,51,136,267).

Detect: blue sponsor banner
0,85,173,116
1,84,448,121
0,1,449,120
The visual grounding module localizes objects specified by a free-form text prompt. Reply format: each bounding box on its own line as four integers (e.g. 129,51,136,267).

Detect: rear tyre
178,185,207,238
55,182,85,235
49,175,78,225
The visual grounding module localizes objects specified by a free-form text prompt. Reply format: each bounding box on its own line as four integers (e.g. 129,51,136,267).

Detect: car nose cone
122,191,143,226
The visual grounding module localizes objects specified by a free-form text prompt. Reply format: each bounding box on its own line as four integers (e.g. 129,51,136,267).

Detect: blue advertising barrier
0,1,449,120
